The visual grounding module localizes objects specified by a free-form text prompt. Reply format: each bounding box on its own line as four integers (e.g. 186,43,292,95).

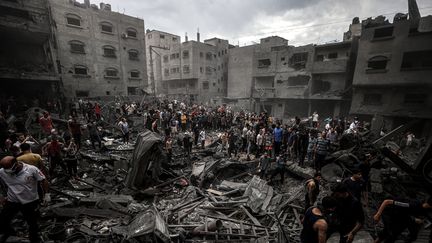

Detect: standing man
314,131,330,171
39,111,53,137
228,131,238,158
342,168,365,202
256,131,264,158
87,120,102,150
68,116,82,150
181,113,187,131
0,156,49,243
199,129,206,149
241,125,249,152
183,131,192,157
301,196,337,243
273,123,283,157
259,153,271,179
118,118,129,144
42,135,66,177
94,102,102,121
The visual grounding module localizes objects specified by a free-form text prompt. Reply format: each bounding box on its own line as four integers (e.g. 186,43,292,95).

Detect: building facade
227,35,357,120
350,14,432,135
310,40,357,118
49,0,147,98
251,37,314,119
146,30,230,104
145,30,181,95
0,0,60,101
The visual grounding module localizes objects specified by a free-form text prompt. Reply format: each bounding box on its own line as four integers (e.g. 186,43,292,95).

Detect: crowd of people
0,97,430,243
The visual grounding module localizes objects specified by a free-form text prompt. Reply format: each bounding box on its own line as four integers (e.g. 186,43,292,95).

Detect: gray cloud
102,0,432,45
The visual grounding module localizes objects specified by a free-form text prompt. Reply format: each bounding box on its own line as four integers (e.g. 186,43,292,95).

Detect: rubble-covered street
1,98,431,243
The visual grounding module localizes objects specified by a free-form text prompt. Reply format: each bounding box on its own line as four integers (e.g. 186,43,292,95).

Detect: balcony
312,59,348,74
252,88,275,98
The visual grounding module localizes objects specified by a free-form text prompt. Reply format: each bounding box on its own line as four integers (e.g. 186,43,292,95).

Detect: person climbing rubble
304,172,322,212
373,197,432,243
331,183,365,243
301,196,337,243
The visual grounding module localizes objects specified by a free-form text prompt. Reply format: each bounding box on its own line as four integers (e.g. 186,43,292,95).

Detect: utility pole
149,45,169,98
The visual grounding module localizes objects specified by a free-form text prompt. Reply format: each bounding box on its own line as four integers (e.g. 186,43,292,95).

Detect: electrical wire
232,6,432,43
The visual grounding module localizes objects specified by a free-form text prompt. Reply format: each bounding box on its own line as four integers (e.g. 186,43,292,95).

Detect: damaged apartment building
146,30,230,104
0,0,60,101
350,0,432,136
49,0,147,98
227,31,359,120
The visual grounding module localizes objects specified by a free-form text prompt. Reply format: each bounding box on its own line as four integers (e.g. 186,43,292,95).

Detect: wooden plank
207,188,225,196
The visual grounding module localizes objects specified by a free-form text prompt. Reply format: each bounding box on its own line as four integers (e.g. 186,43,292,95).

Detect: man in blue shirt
273,123,283,157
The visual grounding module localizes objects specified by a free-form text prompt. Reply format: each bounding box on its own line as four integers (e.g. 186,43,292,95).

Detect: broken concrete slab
218,180,248,192
243,175,274,213
112,207,170,243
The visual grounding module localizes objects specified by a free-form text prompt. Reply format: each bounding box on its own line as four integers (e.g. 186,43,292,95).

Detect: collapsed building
0,0,61,102
350,0,432,137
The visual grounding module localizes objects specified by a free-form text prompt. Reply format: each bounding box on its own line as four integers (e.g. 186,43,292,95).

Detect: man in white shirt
12,133,37,149
0,156,49,243
118,118,129,143
199,129,206,149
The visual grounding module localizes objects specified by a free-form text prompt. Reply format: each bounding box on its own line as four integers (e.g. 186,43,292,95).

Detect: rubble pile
1,107,431,243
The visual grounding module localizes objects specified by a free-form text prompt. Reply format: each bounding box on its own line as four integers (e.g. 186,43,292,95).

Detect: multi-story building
145,30,181,95
251,37,314,119
146,30,230,104
49,0,147,98
228,35,357,120
0,0,60,100
350,13,432,135
309,40,358,118
228,36,314,118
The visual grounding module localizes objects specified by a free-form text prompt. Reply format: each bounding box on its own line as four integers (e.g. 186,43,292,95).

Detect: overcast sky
102,0,432,46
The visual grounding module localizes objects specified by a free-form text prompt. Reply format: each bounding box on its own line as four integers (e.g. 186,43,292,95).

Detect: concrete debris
1,100,431,243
